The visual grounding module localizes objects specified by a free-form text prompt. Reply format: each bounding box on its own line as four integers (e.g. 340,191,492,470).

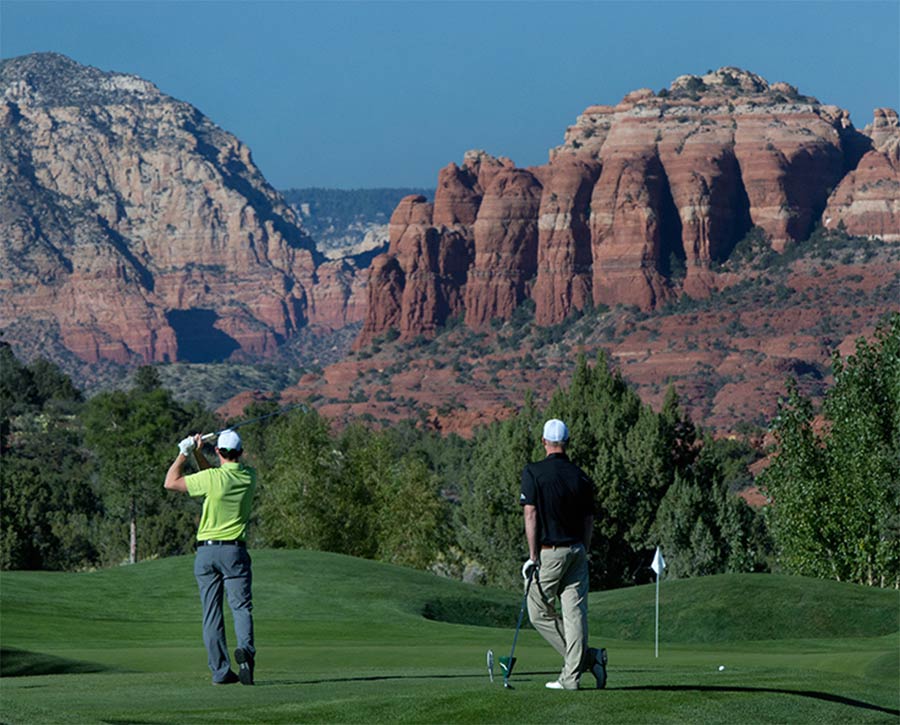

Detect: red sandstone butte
357,67,897,347
824,108,900,242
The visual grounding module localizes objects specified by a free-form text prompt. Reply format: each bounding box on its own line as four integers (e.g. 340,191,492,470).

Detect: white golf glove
178,436,196,457
521,559,538,581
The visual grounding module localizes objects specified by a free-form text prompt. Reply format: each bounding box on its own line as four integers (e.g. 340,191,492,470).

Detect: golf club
499,566,535,689
200,402,310,442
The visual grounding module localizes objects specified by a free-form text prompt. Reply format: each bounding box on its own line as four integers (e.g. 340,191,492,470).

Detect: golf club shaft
505,569,534,684
200,402,309,441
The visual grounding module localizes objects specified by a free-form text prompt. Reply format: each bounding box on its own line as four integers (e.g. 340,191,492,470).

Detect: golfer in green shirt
165,429,257,686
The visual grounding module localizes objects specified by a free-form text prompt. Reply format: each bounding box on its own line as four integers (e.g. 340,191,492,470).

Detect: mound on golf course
1,549,897,723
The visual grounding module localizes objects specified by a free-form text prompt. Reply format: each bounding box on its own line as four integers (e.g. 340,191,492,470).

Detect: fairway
1,550,897,724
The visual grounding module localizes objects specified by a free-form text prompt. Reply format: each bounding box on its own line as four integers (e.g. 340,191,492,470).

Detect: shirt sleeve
520,465,537,507
185,469,212,498
581,471,597,514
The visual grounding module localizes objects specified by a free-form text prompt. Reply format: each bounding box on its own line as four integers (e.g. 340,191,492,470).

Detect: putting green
1,550,897,723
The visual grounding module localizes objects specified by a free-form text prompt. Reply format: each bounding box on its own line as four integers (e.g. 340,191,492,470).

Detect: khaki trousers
527,543,590,689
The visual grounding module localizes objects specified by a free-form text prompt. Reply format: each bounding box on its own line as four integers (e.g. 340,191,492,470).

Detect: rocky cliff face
0,53,363,365
357,68,895,346
823,108,900,241
2,57,894,369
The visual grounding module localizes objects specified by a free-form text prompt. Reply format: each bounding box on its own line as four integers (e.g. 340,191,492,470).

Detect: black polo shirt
520,452,596,546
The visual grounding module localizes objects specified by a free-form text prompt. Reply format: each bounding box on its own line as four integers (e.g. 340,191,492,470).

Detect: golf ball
718,665,725,671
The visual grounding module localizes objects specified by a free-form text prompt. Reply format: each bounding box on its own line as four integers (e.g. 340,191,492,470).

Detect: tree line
2,313,897,589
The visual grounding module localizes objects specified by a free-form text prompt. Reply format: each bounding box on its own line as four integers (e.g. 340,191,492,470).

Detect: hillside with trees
3,314,897,590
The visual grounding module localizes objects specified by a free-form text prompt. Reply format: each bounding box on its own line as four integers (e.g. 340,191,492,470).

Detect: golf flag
651,546,666,576
651,546,665,658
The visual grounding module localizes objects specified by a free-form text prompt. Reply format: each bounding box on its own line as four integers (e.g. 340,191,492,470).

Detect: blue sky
2,1,898,189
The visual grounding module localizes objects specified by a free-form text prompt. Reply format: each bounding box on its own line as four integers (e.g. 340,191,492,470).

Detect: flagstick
655,571,660,658
651,546,665,659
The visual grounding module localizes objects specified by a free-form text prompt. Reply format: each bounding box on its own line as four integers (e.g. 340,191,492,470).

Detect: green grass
1,550,898,723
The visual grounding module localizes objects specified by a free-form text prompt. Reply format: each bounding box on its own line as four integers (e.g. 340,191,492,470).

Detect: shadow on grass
621,685,900,717
260,671,899,716
0,647,113,677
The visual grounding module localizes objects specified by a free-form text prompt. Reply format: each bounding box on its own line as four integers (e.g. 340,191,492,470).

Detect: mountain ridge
0,52,365,367
1,54,897,436
356,67,898,347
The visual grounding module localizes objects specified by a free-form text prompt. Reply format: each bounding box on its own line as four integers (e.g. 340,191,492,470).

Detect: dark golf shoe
213,670,240,685
234,647,255,685
589,647,608,689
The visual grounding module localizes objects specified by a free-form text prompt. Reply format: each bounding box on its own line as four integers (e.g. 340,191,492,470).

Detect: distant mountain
2,55,898,437
0,53,365,369
357,68,899,347
282,187,433,262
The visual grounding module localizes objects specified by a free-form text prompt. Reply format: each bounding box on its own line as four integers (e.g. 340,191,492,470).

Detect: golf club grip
200,432,217,442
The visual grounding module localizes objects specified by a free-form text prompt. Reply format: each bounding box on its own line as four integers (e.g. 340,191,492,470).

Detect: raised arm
165,434,206,492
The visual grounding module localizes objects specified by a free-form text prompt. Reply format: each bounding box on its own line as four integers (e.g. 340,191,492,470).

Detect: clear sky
2,1,898,189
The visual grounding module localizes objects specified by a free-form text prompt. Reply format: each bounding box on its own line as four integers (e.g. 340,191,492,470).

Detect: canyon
1,54,898,434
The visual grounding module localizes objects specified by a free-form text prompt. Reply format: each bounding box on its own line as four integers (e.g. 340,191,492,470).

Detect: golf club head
498,655,516,677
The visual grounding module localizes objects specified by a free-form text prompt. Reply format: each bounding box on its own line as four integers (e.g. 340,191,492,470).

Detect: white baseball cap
542,419,569,443
217,429,242,451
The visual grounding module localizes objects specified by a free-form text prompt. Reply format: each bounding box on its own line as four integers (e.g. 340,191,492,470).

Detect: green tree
652,439,768,578
257,411,379,557
83,383,198,564
456,353,767,590
456,394,541,587
1,421,99,570
375,456,449,570
0,349,98,570
762,314,900,587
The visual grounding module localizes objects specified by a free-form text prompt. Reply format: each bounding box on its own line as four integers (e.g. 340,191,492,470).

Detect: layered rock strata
0,53,362,365
358,68,896,346
823,108,900,241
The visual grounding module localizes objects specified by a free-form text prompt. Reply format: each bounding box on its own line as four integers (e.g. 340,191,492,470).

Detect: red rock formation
532,156,600,325
359,67,897,347
355,253,404,343
0,53,354,366
464,168,543,328
2,55,895,370
309,258,368,329
390,195,444,338
589,144,673,309
433,162,482,226
732,107,844,251
824,109,900,241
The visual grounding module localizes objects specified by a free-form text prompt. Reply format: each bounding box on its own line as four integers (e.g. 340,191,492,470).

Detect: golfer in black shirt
520,419,607,690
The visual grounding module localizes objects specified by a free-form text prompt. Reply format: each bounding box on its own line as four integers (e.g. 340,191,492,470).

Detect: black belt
542,542,581,550
199,539,246,547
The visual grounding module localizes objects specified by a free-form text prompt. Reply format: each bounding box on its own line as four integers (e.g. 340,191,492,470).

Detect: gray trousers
194,544,255,681
527,543,591,689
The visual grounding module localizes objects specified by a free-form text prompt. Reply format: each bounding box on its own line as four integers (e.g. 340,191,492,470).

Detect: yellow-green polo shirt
186,462,256,541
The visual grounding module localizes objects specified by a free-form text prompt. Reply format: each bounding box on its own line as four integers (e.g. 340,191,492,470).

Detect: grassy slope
1,550,897,724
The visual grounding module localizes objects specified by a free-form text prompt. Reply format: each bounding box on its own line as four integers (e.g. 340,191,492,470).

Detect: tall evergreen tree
456,394,541,587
